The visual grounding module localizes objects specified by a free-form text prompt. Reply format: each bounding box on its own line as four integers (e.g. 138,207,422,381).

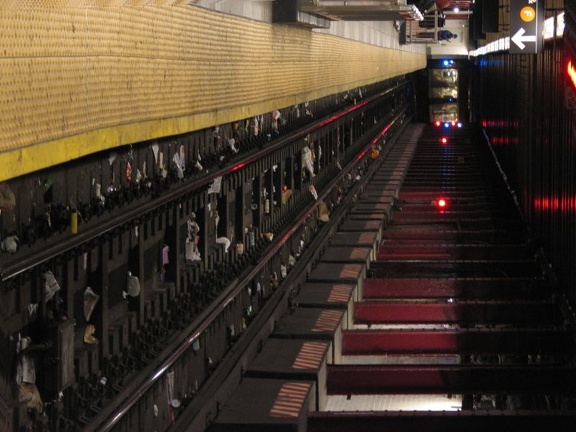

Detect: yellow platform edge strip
0,69,425,183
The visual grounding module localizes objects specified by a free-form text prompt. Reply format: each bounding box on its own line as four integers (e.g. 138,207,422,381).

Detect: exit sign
510,0,544,54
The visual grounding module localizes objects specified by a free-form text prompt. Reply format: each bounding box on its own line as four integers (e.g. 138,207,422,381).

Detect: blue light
443,60,450,66
443,122,450,128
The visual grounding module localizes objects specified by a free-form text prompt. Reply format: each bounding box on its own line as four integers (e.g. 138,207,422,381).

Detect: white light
543,12,564,40
469,12,564,57
454,7,460,13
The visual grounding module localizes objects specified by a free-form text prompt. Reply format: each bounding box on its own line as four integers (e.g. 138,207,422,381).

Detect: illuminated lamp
435,120,441,127
443,122,450,128
457,122,463,128
435,197,449,211
440,137,448,144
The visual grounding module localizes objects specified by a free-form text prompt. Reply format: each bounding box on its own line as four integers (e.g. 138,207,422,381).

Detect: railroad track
66,81,413,431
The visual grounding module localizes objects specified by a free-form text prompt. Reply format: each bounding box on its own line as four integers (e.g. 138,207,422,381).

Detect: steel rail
1,80,408,282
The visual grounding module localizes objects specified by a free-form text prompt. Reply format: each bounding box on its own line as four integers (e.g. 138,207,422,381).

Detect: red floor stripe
327,284,353,303
312,310,343,332
338,263,363,279
293,341,327,369
269,382,311,418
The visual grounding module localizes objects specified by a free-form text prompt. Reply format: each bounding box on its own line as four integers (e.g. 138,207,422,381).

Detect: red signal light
440,137,448,144
434,197,449,212
435,121,441,127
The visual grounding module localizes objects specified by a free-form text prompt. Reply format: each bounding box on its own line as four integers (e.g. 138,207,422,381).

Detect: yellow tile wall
0,3,425,181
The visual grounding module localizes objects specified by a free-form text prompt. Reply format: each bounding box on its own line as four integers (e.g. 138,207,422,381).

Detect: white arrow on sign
511,27,537,50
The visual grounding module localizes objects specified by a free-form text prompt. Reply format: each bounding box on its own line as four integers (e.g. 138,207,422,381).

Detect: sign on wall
510,0,544,54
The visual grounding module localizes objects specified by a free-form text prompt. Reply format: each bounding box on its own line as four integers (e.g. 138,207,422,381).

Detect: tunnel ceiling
294,0,476,22
297,0,424,21
190,1,483,29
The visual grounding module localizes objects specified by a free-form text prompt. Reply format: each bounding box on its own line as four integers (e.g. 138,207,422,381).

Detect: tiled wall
0,4,425,181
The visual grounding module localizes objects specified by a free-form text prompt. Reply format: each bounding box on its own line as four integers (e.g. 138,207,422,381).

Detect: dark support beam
363,278,544,300
342,328,571,355
369,260,542,278
327,365,576,394
377,243,532,260
353,301,561,325
308,411,576,432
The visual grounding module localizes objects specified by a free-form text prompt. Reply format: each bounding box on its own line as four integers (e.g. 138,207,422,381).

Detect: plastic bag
44,271,61,303
124,272,141,298
83,287,100,322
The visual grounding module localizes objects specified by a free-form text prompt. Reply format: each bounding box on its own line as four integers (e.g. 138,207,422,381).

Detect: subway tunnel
1,1,576,432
